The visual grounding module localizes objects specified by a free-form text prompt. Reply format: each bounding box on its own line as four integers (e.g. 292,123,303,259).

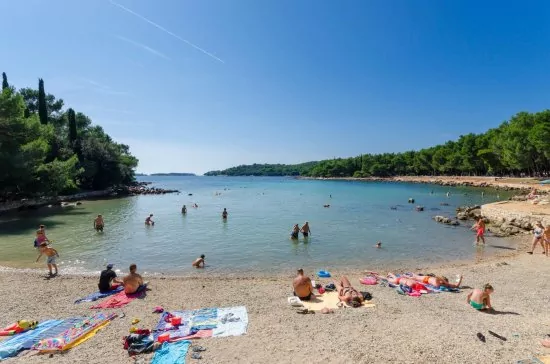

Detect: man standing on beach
293,269,315,301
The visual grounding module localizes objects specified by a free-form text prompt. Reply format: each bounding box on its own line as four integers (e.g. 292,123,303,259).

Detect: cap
106,263,114,269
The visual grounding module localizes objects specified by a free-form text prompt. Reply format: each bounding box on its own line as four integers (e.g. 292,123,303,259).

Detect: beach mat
151,340,191,364
301,291,376,311
90,286,146,309
0,320,62,360
74,286,123,304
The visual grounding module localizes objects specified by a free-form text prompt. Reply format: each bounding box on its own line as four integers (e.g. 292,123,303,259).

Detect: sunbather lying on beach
467,284,494,311
385,273,418,287
292,269,315,301
334,276,363,307
409,273,462,289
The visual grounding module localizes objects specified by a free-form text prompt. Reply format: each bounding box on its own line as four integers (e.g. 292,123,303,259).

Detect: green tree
38,78,48,125
68,108,77,146
2,72,8,90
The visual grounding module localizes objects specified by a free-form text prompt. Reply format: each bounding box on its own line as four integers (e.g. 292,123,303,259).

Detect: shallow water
0,176,514,275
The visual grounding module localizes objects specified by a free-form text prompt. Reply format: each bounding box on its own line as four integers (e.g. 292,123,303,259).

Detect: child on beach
192,254,205,268
472,217,486,245
36,242,59,276
467,284,494,311
33,225,48,248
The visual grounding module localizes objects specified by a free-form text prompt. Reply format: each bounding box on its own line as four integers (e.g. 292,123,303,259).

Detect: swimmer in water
446,192,450,197
182,205,187,214
192,254,205,268
375,242,382,248
94,214,104,232
145,214,154,226
222,208,228,220
290,224,300,240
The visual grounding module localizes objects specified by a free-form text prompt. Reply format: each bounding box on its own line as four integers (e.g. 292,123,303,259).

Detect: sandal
477,332,486,343
191,353,202,360
192,346,206,352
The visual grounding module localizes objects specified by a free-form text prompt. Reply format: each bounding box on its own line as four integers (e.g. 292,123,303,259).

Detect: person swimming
375,242,382,248
290,224,300,239
145,214,154,226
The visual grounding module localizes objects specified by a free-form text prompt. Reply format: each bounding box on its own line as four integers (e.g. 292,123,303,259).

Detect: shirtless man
467,284,494,311
94,214,104,232
292,269,315,301
222,208,228,220
36,242,59,276
410,273,462,288
290,224,300,240
145,214,154,226
181,205,187,214
334,276,364,307
300,222,311,238
472,217,486,244
192,254,205,268
123,264,144,294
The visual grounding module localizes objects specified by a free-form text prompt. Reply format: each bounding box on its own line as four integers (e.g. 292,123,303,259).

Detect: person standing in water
94,214,104,232
472,216,486,245
290,224,300,240
300,222,311,238
222,208,228,220
192,254,205,268
181,205,187,214
145,214,154,226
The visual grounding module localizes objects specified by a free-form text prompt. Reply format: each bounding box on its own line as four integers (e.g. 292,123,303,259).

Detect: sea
0,176,516,276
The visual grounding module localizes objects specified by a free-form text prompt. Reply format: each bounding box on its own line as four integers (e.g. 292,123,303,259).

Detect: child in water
472,217,486,245
192,254,205,268
36,242,59,276
467,283,494,311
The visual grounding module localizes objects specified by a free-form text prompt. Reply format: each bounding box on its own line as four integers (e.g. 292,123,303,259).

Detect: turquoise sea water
0,177,514,275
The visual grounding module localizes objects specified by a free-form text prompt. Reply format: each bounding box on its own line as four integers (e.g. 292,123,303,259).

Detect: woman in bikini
409,273,462,289
334,276,364,307
386,273,419,287
529,222,546,254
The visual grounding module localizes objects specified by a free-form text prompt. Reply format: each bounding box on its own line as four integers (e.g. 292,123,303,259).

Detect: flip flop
477,332,486,342
191,353,202,360
488,330,507,341
192,346,207,352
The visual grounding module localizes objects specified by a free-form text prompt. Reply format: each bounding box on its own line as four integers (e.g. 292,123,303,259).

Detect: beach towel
151,340,190,364
0,320,62,360
32,313,116,353
74,286,123,304
90,287,146,309
300,291,376,311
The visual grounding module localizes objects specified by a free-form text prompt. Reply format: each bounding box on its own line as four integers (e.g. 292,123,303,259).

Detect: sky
2,0,550,174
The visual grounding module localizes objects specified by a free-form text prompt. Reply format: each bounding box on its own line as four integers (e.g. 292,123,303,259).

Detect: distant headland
144,173,196,176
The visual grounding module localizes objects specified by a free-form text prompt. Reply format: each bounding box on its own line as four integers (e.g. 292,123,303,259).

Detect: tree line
205,110,550,178
204,162,318,176
0,72,138,201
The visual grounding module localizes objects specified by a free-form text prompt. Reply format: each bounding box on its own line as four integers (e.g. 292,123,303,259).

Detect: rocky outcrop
456,205,482,220
433,215,460,226
487,217,532,237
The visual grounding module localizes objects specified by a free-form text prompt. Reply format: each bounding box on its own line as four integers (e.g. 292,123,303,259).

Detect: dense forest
204,162,318,176
205,110,550,178
0,72,138,200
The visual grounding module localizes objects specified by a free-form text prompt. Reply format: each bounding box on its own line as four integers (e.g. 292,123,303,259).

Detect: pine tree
68,108,77,145
2,72,8,90
38,78,48,124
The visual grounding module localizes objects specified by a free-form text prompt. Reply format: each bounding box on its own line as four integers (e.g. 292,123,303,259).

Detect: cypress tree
2,72,8,90
68,108,77,145
38,78,48,124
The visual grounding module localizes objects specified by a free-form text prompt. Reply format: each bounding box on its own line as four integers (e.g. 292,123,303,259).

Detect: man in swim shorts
192,254,205,268
94,214,104,232
467,283,494,311
292,269,315,301
123,264,144,294
145,214,154,226
409,273,462,289
290,224,300,239
36,242,59,276
98,263,123,293
300,222,311,238
334,276,364,307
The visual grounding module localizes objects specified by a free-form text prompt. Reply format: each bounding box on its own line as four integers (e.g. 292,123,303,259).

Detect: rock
457,212,468,220
433,215,459,226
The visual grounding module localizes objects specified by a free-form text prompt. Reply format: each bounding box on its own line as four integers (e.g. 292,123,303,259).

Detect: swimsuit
303,232,308,237
470,300,484,310
477,228,485,237
291,232,298,239
293,292,312,301
47,255,57,264
422,276,430,284
395,277,402,284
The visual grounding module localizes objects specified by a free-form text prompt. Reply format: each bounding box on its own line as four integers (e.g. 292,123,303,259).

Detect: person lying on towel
123,263,145,294
293,269,316,301
334,276,364,308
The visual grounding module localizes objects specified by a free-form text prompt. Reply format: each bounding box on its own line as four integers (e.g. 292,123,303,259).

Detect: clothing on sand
151,340,191,364
74,286,123,304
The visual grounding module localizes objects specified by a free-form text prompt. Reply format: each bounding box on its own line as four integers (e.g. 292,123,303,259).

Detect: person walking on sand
292,269,315,301
36,242,59,276
528,222,545,254
222,208,228,220
290,224,300,240
300,222,311,238
94,214,104,232
192,254,205,268
467,283,494,311
145,214,154,226
181,205,187,214
123,264,145,294
472,216,486,245
34,225,49,248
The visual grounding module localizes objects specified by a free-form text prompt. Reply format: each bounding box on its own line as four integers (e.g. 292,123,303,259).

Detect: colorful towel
301,291,376,311
32,313,116,352
90,287,145,309
151,340,191,364
0,320,62,360
74,286,123,304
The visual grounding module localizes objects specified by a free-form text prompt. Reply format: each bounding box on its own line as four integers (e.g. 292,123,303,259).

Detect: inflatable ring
317,270,331,278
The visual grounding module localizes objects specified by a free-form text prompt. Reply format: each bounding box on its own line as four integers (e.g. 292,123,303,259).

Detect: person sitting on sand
34,224,49,248
36,242,59,276
409,273,462,289
527,188,538,200
467,283,494,311
94,214,104,232
98,263,123,293
293,269,315,301
472,217,486,244
528,221,545,254
335,276,364,307
145,214,154,226
290,224,300,239
375,241,382,248
123,264,144,294
192,254,205,268
222,208,228,219
181,205,187,214
300,222,311,238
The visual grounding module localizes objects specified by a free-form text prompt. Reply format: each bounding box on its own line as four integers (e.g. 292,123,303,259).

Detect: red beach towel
90,291,139,309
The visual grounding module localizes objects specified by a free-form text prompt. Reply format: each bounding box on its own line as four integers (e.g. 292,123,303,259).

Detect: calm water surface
0,177,514,275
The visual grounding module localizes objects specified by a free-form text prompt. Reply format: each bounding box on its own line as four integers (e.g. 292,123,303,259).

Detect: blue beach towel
151,340,191,364
74,286,124,304
0,320,62,360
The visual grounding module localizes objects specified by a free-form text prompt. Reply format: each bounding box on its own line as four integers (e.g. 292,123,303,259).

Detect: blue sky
2,0,550,174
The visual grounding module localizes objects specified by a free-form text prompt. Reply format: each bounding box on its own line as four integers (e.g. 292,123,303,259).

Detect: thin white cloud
109,0,224,64
80,78,129,95
116,35,171,60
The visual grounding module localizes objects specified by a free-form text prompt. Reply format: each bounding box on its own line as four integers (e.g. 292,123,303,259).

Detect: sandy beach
1,239,549,364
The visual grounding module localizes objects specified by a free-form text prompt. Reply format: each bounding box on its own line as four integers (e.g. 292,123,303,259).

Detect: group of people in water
290,222,311,240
